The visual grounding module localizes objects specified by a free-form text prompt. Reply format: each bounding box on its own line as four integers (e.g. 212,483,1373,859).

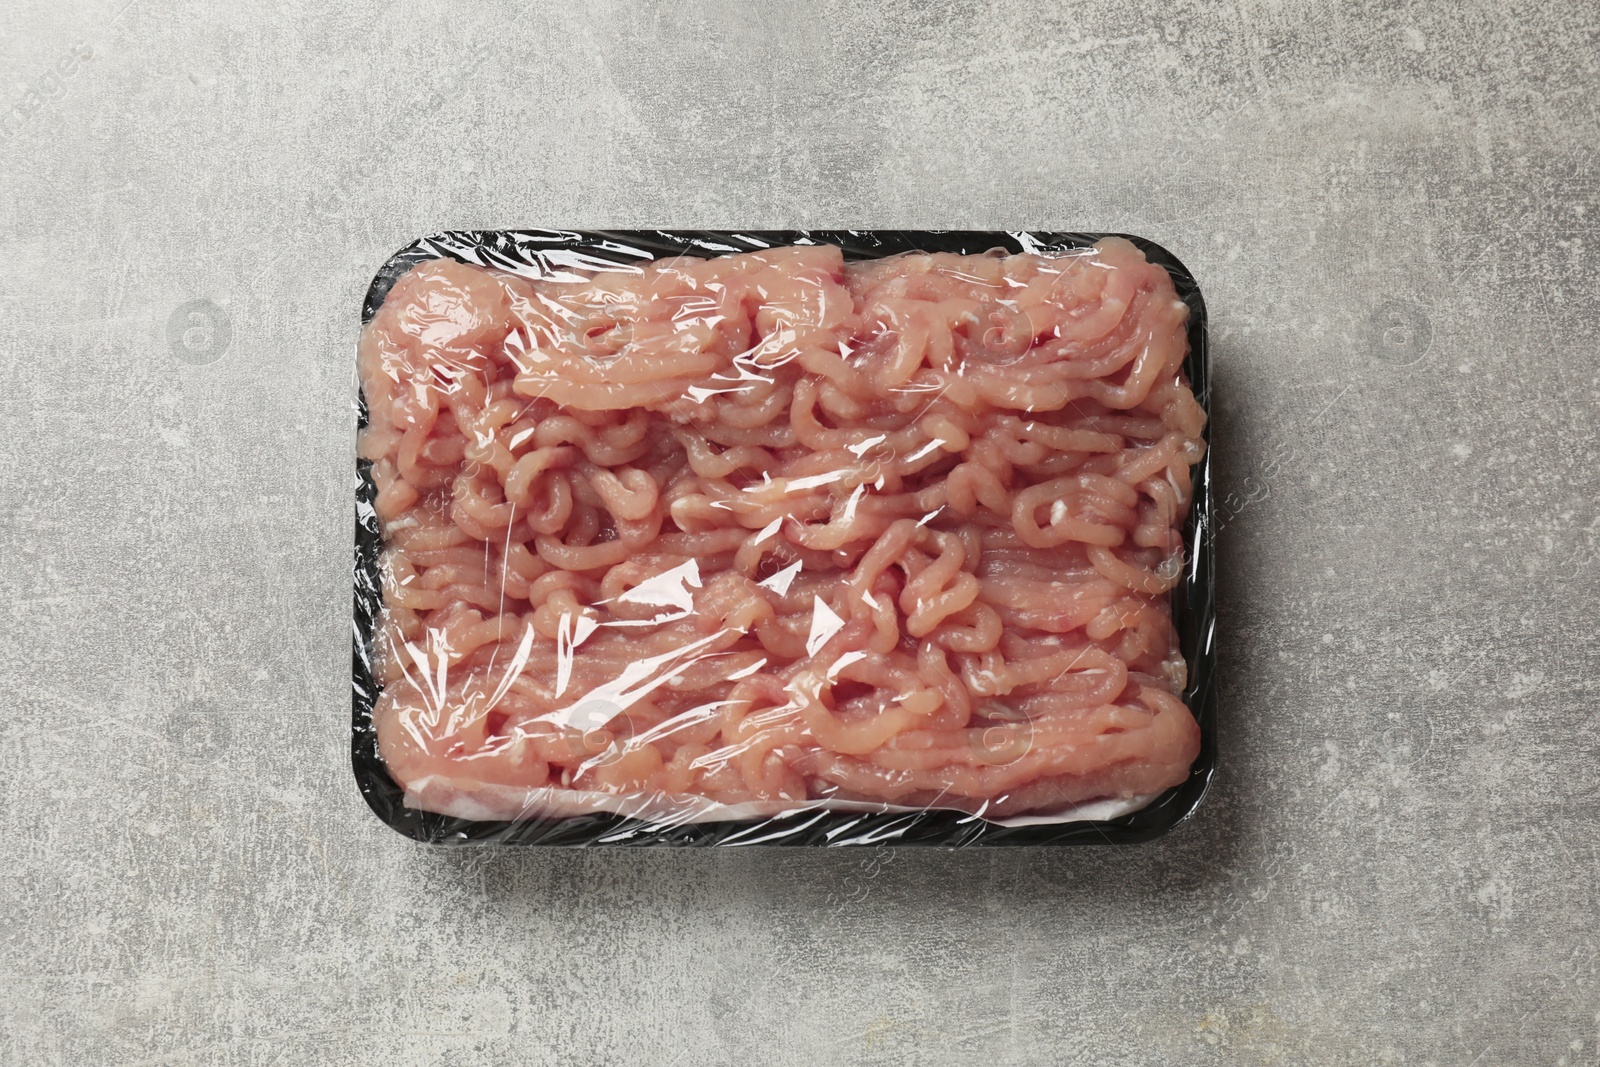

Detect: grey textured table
4,2,1597,1064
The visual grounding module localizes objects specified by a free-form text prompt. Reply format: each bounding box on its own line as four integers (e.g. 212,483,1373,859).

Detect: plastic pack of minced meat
351,230,1214,846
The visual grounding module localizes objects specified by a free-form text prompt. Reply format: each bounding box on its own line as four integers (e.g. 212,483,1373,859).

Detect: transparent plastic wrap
352,231,1214,846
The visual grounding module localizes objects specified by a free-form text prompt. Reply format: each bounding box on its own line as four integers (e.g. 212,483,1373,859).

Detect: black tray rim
351,229,1215,847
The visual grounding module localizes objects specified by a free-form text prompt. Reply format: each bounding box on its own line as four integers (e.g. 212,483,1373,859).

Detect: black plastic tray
352,230,1214,846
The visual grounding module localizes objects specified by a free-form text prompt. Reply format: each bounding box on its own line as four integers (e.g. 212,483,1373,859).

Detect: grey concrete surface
2,0,1598,1064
